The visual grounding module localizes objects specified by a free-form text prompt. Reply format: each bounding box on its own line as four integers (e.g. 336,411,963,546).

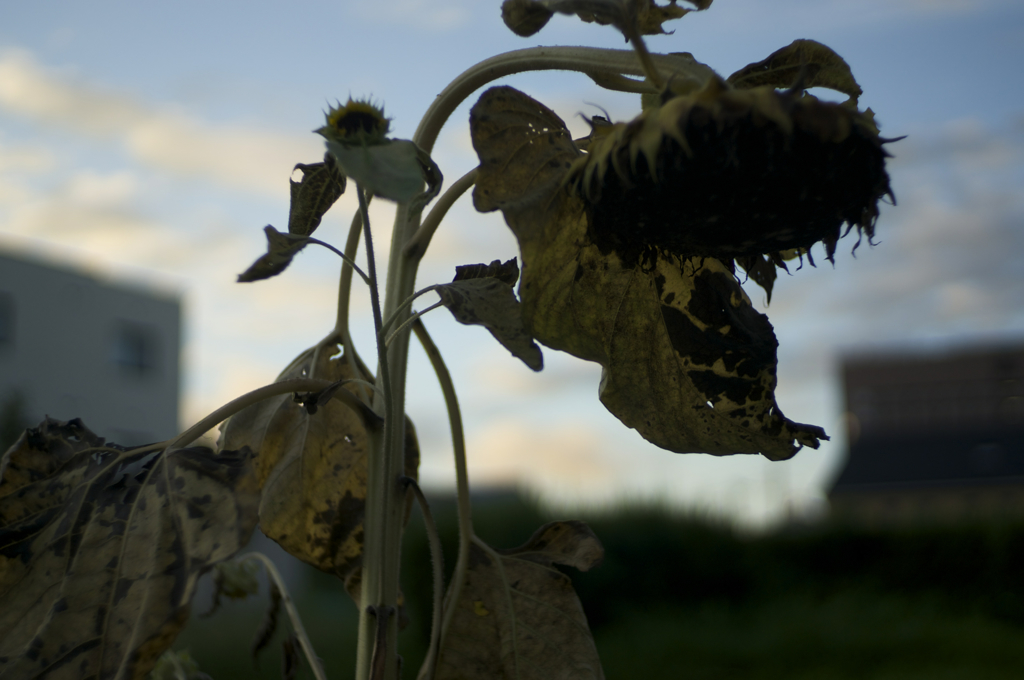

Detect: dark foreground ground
175,493,1024,679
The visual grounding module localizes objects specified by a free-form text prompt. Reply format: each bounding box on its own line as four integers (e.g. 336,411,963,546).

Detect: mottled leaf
435,521,605,680
218,343,419,600
727,39,863,102
436,259,543,371
470,86,827,459
0,418,259,680
237,225,309,283
288,154,346,237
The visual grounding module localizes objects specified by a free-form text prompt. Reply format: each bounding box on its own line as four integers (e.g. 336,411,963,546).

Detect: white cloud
0,49,318,194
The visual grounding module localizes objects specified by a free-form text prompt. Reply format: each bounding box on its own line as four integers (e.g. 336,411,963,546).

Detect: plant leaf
0,417,259,680
288,153,346,237
727,39,863,102
436,259,543,371
453,258,521,287
218,343,419,601
237,225,309,283
470,86,827,459
326,139,442,206
435,521,605,680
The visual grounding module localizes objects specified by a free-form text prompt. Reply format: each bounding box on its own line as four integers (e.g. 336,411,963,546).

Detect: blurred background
2,1,1024,677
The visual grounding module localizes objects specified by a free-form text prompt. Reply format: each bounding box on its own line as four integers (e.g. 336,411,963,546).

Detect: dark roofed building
829,343,1024,524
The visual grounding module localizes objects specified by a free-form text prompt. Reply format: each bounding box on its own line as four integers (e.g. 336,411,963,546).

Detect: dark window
0,293,13,345
113,323,158,376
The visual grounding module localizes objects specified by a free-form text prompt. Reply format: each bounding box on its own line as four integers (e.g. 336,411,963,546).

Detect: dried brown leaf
727,39,863,102
288,154,346,237
237,225,309,283
435,521,605,680
218,343,419,600
436,259,543,371
0,418,259,679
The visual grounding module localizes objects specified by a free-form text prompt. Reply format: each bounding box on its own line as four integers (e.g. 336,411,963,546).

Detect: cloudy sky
2,0,1022,527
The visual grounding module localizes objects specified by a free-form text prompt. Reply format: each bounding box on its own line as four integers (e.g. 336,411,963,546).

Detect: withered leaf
288,153,346,237
0,418,259,680
436,259,543,371
525,0,710,37
237,225,309,283
727,39,863,102
470,86,827,459
218,343,419,601
435,521,605,680
453,258,521,287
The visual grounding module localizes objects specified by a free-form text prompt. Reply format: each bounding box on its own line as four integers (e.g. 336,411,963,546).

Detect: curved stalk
166,377,366,450
355,183,404,680
384,301,443,348
411,320,473,672
238,552,328,680
402,476,445,680
336,199,368,336
381,285,443,336
412,46,713,155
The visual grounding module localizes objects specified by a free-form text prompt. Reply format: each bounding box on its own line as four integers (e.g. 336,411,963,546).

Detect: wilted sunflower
568,76,895,267
470,85,830,460
317,98,391,146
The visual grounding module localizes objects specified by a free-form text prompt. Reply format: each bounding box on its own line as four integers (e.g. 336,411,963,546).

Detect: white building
0,249,180,448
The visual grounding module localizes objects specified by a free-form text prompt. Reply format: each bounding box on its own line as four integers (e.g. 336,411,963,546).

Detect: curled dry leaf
436,258,544,371
435,521,605,680
470,86,827,458
237,225,310,283
218,342,419,600
0,417,259,680
727,39,863,103
288,153,347,237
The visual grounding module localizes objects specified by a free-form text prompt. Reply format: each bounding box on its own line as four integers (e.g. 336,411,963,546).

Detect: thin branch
410,319,473,656
166,377,373,450
336,196,368,336
306,235,370,284
403,476,445,680
384,301,443,348
381,285,443,335
238,552,328,680
412,46,714,154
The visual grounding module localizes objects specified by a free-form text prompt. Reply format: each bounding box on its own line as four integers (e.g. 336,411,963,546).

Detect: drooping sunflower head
317,98,391,146
567,76,895,267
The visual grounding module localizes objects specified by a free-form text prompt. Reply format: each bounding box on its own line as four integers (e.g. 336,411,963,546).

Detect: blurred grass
172,492,1024,679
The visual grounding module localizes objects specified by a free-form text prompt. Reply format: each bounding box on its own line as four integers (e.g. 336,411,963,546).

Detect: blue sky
2,0,1023,526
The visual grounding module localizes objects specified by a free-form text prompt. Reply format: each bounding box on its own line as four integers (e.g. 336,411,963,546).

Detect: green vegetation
174,494,1024,678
